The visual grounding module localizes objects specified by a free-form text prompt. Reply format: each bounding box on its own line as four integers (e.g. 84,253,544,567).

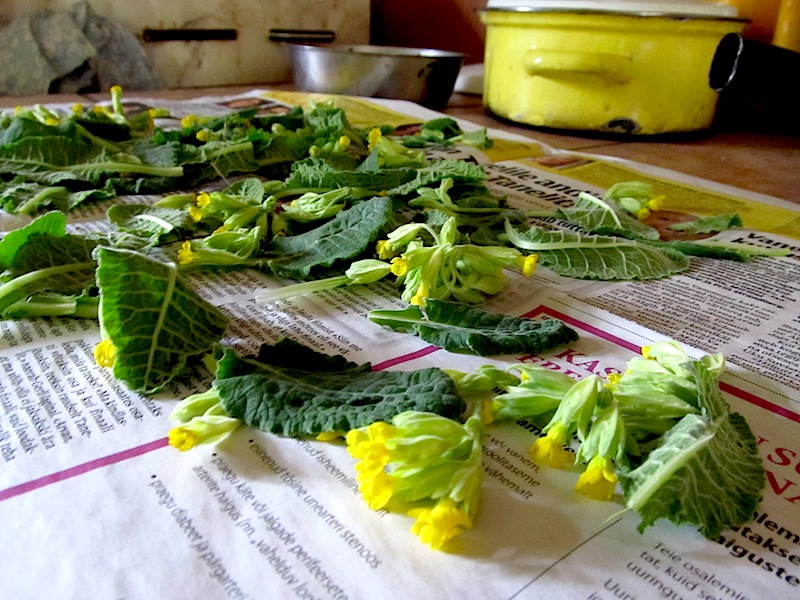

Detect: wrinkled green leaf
369,299,578,356
388,159,487,197
95,247,230,393
620,361,765,538
214,338,465,436
107,204,194,249
0,233,98,316
284,157,416,192
261,195,393,278
505,223,690,280
0,210,67,269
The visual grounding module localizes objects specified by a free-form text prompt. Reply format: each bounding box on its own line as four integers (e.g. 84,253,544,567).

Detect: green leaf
558,192,660,241
261,195,393,279
369,299,579,356
505,223,690,280
643,239,785,262
388,159,487,197
283,157,416,192
620,361,765,538
107,204,194,249
0,136,100,178
0,210,67,269
0,233,98,316
214,338,465,436
95,248,230,393
668,213,743,234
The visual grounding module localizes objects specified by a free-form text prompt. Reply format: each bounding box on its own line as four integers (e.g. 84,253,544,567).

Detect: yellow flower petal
410,282,430,306
177,240,196,266
367,127,382,151
358,470,393,510
367,421,397,443
529,423,575,469
648,195,665,212
390,256,409,276
409,499,472,550
93,338,116,368
516,253,538,278
196,191,212,207
168,427,198,452
575,455,617,501
376,240,397,260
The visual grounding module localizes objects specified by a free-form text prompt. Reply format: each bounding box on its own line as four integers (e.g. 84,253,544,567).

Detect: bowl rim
284,43,466,60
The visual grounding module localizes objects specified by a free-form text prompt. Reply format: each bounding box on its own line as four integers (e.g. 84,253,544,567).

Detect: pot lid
484,0,739,18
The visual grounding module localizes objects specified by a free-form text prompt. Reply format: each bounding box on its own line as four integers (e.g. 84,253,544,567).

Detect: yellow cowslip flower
408,499,473,550
530,421,575,468
315,431,343,442
338,135,351,148
348,422,397,510
93,338,116,368
177,241,196,266
648,195,665,212
72,103,84,115
605,372,623,388
195,129,211,142
347,422,395,465
13,106,23,116
367,127,382,151
390,256,409,276
188,206,204,222
574,455,617,501
45,117,60,126
410,282,430,306
92,105,106,115
168,415,240,451
641,345,652,359
636,207,651,221
309,145,322,158
356,469,393,510
376,240,395,260
516,253,538,277
110,84,123,95
196,191,212,207
181,114,198,128
194,192,211,207
168,427,198,451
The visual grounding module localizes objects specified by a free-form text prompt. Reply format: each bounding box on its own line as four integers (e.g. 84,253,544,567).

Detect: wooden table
4,85,799,203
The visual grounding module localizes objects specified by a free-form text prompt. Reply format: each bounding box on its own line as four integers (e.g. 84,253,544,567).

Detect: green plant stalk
0,262,96,313
15,186,69,215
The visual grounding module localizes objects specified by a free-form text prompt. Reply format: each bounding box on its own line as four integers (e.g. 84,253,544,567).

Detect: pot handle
524,49,633,84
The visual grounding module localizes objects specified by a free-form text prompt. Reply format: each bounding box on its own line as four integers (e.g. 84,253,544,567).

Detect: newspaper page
1,90,799,599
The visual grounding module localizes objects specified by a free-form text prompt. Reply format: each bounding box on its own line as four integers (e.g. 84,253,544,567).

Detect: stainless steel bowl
286,43,465,109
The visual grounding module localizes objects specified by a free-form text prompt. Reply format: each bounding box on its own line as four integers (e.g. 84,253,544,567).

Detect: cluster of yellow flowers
346,410,483,551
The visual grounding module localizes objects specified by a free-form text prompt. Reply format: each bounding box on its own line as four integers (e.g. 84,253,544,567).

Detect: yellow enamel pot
480,5,747,134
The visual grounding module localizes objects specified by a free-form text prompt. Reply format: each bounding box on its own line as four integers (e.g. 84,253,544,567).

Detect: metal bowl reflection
286,43,465,109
